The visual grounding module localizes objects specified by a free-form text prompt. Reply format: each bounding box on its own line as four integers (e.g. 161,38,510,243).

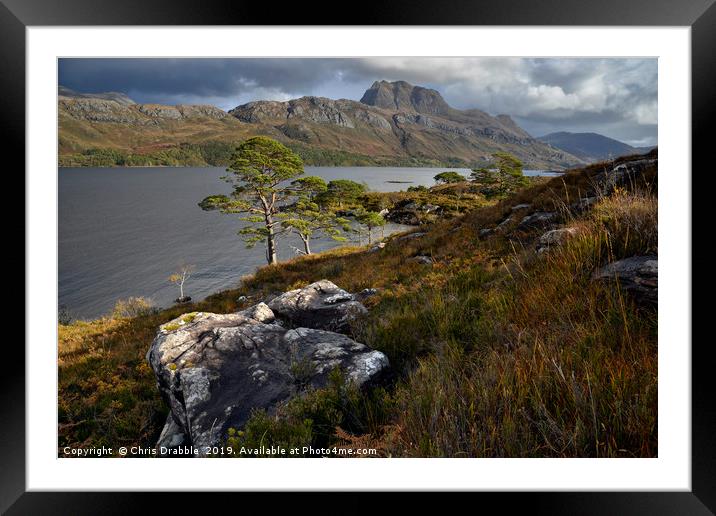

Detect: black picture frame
4,0,712,512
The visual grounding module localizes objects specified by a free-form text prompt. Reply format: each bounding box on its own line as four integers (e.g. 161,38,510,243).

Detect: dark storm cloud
59,58,345,97
58,57,657,146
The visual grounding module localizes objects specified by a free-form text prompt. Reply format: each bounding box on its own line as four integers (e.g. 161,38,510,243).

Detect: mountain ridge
538,131,656,163
58,80,585,169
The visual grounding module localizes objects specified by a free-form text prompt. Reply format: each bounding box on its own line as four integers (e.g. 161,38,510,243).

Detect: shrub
58,305,73,325
111,297,157,319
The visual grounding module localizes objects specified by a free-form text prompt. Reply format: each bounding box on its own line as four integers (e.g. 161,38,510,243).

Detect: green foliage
59,141,237,168
228,136,304,194
434,171,465,184
226,411,313,456
281,180,351,254
199,137,306,263
227,369,395,455
356,210,386,230
317,180,368,208
198,195,231,211
470,152,529,198
291,176,328,197
354,210,386,244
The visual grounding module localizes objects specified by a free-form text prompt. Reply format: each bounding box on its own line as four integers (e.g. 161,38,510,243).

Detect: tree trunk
367,229,373,244
302,236,312,255
265,215,278,265
179,281,184,299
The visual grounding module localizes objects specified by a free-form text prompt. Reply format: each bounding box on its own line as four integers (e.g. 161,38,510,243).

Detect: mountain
59,85,136,106
360,80,451,115
538,131,655,163
58,81,584,169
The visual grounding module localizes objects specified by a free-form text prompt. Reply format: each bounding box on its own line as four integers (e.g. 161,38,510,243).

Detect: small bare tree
169,264,195,302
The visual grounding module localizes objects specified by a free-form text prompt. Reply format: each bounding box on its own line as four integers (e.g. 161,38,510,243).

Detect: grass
58,152,657,457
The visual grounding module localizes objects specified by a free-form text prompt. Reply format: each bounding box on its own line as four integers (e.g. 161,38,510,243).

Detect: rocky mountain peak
360,80,450,116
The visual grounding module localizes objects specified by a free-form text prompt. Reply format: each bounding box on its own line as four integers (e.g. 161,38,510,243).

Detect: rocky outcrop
176,104,228,119
597,159,658,193
147,283,389,455
537,227,580,253
593,255,657,307
59,98,148,124
479,228,494,239
267,280,368,333
386,200,441,226
59,85,136,106
231,96,358,128
360,80,450,116
60,97,228,125
517,211,558,231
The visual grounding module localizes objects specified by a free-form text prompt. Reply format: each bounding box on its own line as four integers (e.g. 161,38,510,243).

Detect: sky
58,58,657,147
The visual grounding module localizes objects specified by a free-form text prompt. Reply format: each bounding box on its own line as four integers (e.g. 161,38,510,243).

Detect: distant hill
59,85,136,106
538,131,656,163
58,80,585,169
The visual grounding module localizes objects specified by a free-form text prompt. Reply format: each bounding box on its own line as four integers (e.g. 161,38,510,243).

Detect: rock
267,280,368,333
518,211,558,230
593,255,657,307
156,413,186,450
398,232,427,241
495,217,512,232
175,296,191,304
385,199,440,226
408,255,433,265
511,203,532,211
598,159,657,193
479,228,494,239
237,302,275,323
355,288,379,302
386,210,420,226
147,307,389,454
537,227,579,252
368,242,386,253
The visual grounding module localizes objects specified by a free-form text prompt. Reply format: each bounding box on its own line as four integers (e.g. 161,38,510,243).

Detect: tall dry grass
385,188,657,457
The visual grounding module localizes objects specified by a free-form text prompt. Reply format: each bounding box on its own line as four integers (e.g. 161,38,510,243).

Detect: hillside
538,131,656,162
58,81,584,169
58,151,658,458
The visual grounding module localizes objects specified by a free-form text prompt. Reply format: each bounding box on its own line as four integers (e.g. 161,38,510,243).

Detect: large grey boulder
593,255,657,307
267,280,368,333
147,302,388,455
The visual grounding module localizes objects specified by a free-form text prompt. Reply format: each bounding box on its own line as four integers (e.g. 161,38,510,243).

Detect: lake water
59,166,558,320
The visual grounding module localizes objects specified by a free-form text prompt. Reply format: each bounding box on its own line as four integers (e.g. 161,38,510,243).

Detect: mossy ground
58,152,657,457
